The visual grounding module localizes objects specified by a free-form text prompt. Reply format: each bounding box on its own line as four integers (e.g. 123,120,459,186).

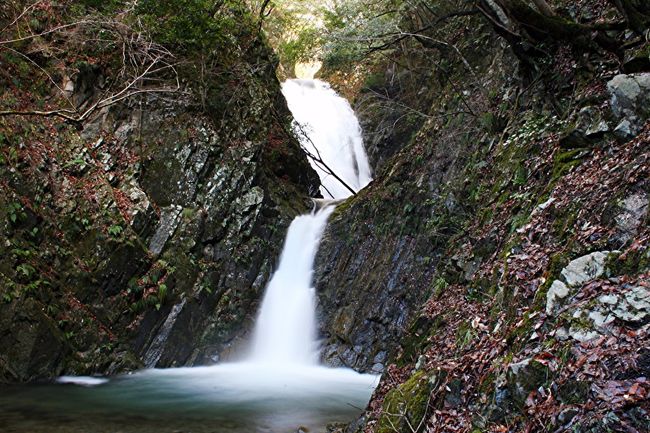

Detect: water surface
1,363,379,433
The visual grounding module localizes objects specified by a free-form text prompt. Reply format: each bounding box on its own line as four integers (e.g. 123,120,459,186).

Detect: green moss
330,195,356,220
605,249,649,277
364,71,386,90
557,380,590,404
432,277,449,298
506,359,551,408
399,315,443,365
545,252,570,284
550,149,585,183
377,371,431,433
533,252,571,307
456,320,477,350
505,311,534,350
509,211,529,234
550,204,579,242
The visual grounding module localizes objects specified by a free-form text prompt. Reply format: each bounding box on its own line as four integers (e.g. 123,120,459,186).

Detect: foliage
263,0,402,72
108,224,123,237
135,0,248,52
319,0,399,69
79,0,124,12
7,202,26,224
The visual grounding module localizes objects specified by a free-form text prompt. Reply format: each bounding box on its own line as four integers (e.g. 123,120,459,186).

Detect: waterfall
281,79,372,199
249,79,372,365
250,207,334,365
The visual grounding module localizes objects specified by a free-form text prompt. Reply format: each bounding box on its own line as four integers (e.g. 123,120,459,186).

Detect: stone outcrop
607,73,650,138
546,251,614,315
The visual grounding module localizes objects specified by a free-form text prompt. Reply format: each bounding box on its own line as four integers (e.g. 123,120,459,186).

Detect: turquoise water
0,363,378,433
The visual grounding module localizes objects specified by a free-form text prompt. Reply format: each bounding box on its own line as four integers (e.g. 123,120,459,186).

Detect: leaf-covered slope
314,1,649,431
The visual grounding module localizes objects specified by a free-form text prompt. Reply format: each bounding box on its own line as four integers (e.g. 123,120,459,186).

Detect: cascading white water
250,206,334,365
248,78,373,365
281,79,372,199
48,79,378,433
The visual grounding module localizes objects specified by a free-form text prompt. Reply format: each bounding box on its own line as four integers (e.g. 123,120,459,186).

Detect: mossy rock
557,379,591,405
398,315,443,365
377,370,431,433
605,248,649,277
506,359,550,408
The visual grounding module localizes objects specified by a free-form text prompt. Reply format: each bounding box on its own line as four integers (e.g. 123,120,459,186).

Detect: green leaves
135,0,247,52
7,202,26,224
108,224,123,237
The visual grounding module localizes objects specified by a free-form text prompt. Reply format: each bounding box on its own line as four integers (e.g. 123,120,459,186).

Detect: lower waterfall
250,206,334,365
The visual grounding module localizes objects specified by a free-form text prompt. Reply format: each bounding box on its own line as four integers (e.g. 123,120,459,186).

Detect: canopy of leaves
136,0,250,52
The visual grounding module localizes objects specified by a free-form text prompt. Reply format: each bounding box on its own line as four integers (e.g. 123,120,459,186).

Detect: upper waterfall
282,79,372,199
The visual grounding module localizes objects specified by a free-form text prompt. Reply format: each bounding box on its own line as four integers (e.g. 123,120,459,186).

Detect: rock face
315,226,432,371
0,19,319,381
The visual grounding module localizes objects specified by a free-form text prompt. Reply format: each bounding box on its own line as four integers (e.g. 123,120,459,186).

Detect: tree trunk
611,0,650,33
499,0,589,42
531,0,556,17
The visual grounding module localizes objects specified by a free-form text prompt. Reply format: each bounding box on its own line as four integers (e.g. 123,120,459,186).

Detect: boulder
607,73,650,137
505,358,549,406
561,251,610,287
546,251,614,315
613,192,649,245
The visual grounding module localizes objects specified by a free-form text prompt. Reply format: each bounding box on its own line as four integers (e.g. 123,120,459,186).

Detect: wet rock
148,205,183,256
143,298,188,368
577,106,610,138
315,229,424,371
613,119,635,140
607,73,650,136
124,181,156,237
0,299,67,382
